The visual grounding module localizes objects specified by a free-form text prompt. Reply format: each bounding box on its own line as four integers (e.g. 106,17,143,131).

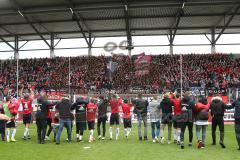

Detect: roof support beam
73,13,91,47
65,0,92,48
169,30,174,55
211,28,216,53
169,0,185,44
168,0,185,54
23,16,51,48
2,13,240,26
124,0,133,53
0,36,15,50
14,35,19,59
2,25,240,39
50,33,55,58
1,0,240,16
9,0,51,48
88,33,92,56
214,5,240,43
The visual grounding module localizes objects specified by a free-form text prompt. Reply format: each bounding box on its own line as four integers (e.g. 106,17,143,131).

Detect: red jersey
86,103,97,121
172,98,182,115
195,102,210,112
47,107,52,119
121,103,132,119
21,98,33,115
109,99,122,114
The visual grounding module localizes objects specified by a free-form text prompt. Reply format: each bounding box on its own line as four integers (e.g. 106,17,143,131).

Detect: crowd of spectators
0,53,239,96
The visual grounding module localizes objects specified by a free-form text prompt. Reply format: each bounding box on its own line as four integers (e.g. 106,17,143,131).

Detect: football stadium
1,0,240,160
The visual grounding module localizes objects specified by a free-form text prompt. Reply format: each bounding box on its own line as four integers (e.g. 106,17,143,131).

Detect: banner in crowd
107,60,118,73
189,87,205,96
207,88,228,95
134,53,152,77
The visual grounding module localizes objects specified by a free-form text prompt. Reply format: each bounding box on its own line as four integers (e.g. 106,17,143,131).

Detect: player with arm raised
20,84,34,140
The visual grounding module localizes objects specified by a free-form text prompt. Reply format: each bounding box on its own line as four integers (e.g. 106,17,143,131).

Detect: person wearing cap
148,96,161,143
36,91,56,144
20,85,34,140
55,96,73,144
160,93,174,144
71,96,89,142
97,96,108,140
133,93,149,141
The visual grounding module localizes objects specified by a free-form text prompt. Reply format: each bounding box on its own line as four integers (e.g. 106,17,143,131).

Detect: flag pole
180,54,183,98
69,57,71,98
16,57,19,99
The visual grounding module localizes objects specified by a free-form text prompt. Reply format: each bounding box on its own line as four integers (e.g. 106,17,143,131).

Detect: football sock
127,128,131,137
124,128,128,136
90,130,94,140
116,128,120,140
109,127,113,139
27,128,30,137
174,129,177,140
177,129,181,142
79,135,83,141
24,128,28,137
6,129,10,142
12,128,16,139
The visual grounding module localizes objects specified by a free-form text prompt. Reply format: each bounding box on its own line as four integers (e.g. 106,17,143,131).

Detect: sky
0,34,240,59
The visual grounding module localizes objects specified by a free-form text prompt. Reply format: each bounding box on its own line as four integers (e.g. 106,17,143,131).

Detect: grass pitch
0,123,239,160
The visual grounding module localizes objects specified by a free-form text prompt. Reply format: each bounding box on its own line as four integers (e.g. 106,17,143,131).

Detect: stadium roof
0,0,240,43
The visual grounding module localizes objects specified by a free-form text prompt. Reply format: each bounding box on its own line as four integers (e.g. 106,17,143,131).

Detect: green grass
0,123,239,160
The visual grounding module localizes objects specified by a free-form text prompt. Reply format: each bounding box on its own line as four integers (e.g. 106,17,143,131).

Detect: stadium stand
0,54,239,96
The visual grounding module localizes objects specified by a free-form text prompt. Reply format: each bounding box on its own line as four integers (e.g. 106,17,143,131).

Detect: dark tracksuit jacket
71,98,88,132
231,98,240,147
210,97,227,144
180,96,195,143
36,96,56,142
160,97,173,124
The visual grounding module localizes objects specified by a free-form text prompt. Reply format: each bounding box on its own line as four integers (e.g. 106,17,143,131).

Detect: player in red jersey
45,101,54,141
109,94,122,140
20,85,34,140
171,93,182,144
86,99,98,143
121,99,133,139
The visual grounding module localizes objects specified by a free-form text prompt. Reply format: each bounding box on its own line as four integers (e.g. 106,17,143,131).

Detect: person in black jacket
160,93,173,144
210,96,228,148
36,92,56,144
97,96,108,140
71,96,88,142
133,93,149,141
231,97,240,150
55,97,73,144
180,93,195,149
0,104,6,141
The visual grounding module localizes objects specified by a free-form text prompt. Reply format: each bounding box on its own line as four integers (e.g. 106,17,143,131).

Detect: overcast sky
0,34,240,59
